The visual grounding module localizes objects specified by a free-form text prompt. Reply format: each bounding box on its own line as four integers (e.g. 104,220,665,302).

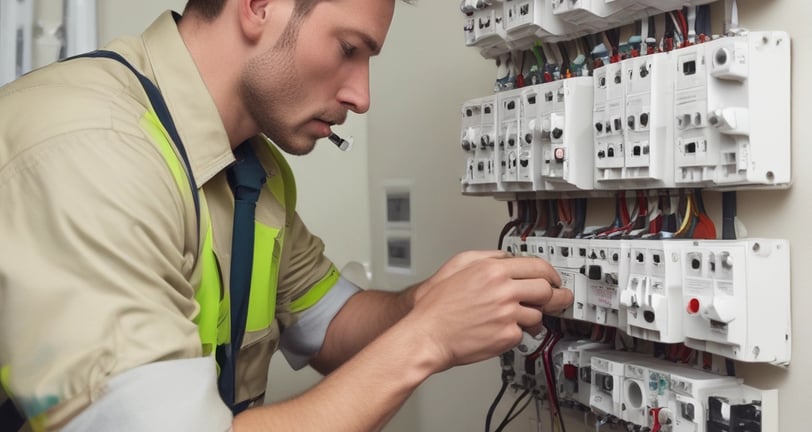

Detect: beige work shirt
0,11,335,429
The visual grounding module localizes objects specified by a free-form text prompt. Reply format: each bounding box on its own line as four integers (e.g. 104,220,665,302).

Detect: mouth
314,114,348,136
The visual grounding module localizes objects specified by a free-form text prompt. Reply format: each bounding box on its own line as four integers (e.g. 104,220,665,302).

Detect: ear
238,0,274,43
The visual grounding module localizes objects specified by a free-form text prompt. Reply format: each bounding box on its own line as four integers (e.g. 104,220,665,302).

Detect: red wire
520,200,537,241
676,10,689,42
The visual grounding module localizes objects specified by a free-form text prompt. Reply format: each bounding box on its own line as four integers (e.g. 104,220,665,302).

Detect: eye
340,41,356,57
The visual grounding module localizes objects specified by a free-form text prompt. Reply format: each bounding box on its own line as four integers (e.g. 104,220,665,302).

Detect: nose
337,61,371,114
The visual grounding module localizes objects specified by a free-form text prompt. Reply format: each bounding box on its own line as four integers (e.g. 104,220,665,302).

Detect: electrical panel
460,2,790,431
459,31,791,194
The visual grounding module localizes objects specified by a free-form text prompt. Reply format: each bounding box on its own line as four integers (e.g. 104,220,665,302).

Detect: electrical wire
722,191,737,377
493,389,533,432
486,373,512,432
521,200,538,241
541,317,566,432
498,201,521,250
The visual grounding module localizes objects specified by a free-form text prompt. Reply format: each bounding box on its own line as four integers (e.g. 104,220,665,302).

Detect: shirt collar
138,11,235,186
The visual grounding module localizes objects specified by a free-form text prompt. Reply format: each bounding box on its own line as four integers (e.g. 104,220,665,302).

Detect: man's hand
402,253,573,373
412,250,510,304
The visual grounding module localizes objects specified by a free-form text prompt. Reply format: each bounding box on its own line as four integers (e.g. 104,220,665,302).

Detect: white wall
370,0,812,431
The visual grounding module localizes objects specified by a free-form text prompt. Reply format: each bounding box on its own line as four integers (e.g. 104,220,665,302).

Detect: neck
177,13,259,149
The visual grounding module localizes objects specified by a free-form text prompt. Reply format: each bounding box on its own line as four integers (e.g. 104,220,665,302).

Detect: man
0,0,573,430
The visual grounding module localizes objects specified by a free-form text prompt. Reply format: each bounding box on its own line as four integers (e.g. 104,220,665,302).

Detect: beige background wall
82,0,812,430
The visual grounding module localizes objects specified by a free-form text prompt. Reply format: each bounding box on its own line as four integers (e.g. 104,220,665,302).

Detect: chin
276,138,316,156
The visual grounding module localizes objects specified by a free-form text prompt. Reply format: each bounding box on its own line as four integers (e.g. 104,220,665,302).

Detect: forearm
234,316,437,432
311,286,417,373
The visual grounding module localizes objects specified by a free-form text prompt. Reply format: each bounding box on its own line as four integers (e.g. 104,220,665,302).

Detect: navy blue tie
217,141,267,413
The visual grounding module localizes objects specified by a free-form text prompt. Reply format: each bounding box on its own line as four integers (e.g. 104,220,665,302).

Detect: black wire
498,201,521,250
695,4,711,35
485,376,510,432
493,389,532,432
722,191,737,240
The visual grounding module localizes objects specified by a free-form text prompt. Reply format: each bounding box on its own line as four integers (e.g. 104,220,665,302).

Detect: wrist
391,312,451,375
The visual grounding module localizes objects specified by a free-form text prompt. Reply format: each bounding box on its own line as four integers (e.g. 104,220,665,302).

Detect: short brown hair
183,0,324,21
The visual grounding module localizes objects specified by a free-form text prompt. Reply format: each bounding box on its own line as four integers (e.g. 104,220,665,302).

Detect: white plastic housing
538,77,595,191
593,62,626,185
557,341,611,407
462,96,499,194
682,239,791,366
503,0,580,44
516,85,546,189
663,364,743,432
582,239,624,327
547,238,587,321
498,88,523,184
621,52,675,186
620,239,686,343
590,351,643,417
674,32,791,188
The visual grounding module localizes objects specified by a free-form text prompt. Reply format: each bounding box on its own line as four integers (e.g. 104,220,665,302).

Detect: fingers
515,305,543,329
511,279,574,316
540,286,574,313
490,255,562,288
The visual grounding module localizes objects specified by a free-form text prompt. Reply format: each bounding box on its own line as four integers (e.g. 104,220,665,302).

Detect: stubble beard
239,27,316,156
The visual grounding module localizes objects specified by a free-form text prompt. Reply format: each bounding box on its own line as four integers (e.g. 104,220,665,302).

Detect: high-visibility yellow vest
0,53,340,429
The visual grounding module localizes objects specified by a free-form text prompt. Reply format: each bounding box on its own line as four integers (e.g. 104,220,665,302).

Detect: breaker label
684,277,711,295
716,280,735,296
589,284,618,308
558,270,578,290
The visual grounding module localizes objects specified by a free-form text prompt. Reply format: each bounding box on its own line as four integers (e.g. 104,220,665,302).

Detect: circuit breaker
681,239,791,366
461,95,499,194
581,239,624,327
556,340,611,407
674,31,790,188
620,239,685,343
546,238,587,322
538,77,594,191
590,350,641,417
621,51,675,186
498,88,523,184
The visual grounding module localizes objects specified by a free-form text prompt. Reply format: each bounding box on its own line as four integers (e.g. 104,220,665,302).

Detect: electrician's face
241,0,395,155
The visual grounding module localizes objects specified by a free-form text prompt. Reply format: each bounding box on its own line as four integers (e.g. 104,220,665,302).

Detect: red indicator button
563,364,578,380
687,298,700,314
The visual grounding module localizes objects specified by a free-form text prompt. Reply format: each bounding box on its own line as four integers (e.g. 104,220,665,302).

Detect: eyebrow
347,29,381,56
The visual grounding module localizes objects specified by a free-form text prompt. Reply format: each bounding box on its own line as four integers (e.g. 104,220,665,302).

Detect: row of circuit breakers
463,0,720,53
504,340,777,431
459,30,790,195
502,236,791,366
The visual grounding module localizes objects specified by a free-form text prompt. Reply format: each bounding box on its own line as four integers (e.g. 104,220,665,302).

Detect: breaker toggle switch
581,264,603,281
708,107,750,136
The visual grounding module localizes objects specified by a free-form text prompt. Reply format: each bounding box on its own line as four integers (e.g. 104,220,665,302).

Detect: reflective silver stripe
279,276,361,369
64,357,233,432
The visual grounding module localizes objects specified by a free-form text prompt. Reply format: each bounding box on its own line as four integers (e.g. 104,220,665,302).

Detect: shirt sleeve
273,209,362,368
278,276,361,369
62,357,232,432
0,129,204,427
